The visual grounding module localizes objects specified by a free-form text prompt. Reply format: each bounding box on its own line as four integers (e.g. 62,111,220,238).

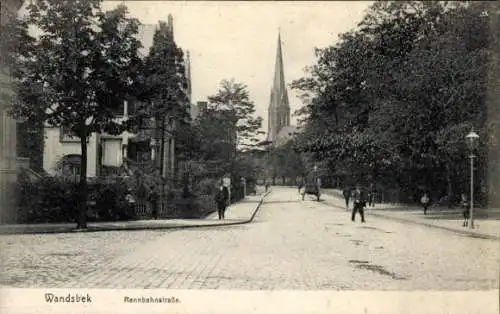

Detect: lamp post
465,130,479,229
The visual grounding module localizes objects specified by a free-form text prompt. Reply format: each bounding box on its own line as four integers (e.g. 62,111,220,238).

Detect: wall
42,101,135,177
43,130,134,177
0,0,25,223
43,128,99,177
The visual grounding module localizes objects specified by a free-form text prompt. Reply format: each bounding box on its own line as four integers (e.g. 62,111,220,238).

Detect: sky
101,1,373,137
75,1,375,138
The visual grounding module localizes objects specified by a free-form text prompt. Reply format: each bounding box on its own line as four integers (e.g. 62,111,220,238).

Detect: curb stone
368,212,500,241
321,197,500,241
248,190,270,222
0,191,271,236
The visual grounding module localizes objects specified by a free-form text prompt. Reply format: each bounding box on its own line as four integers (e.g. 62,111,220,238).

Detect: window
127,100,136,116
101,138,123,167
110,102,126,117
60,126,79,143
61,154,82,176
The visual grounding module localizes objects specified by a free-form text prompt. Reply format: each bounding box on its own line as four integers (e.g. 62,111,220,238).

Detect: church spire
267,30,290,142
271,30,289,108
273,30,287,105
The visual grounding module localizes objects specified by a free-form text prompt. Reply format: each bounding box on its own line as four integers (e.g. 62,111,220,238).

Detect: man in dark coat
351,184,366,223
215,181,229,220
149,189,159,220
420,192,430,215
461,193,470,227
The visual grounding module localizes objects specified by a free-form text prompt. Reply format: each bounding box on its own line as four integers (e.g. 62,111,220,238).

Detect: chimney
197,101,208,113
167,14,174,38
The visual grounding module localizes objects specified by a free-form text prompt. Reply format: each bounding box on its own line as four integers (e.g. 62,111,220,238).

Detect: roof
274,125,300,147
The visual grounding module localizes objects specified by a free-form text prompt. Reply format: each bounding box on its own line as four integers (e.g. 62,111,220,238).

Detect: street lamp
465,130,479,229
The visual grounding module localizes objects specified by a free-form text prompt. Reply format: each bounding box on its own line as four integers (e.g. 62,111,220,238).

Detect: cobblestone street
1,187,498,290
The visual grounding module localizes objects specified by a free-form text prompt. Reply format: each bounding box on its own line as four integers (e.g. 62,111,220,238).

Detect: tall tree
140,21,190,179
193,107,235,166
266,139,306,184
9,0,143,228
208,79,264,152
198,79,264,185
292,1,497,203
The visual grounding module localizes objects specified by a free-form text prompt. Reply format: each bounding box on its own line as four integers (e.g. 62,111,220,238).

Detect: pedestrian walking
149,189,159,220
215,180,229,220
351,184,366,223
420,192,430,215
461,193,469,227
342,186,351,209
125,189,136,218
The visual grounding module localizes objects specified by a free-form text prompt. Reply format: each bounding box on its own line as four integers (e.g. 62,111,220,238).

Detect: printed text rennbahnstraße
124,296,180,304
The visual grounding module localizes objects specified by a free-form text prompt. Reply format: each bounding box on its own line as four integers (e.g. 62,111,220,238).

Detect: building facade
42,14,193,180
0,0,29,223
43,102,139,177
267,32,291,143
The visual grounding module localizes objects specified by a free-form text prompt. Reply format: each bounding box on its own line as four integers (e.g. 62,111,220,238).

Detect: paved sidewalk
322,189,500,240
0,192,269,235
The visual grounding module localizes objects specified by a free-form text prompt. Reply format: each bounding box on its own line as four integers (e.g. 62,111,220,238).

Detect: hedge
16,172,136,223
16,171,249,223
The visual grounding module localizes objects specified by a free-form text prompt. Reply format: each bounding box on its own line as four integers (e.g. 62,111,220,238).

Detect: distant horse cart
301,174,321,201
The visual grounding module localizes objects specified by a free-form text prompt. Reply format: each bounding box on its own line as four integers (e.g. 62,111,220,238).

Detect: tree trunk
77,135,88,229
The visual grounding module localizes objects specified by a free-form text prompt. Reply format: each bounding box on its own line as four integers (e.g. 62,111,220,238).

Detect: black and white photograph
0,0,499,313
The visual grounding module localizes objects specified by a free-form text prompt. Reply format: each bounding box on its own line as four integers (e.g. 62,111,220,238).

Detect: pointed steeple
267,30,290,142
272,30,289,108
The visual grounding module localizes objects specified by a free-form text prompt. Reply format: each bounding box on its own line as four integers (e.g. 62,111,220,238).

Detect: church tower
266,31,290,143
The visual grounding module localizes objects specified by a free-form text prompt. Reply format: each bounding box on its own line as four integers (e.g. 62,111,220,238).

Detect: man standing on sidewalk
351,184,366,223
461,193,470,227
149,189,159,220
215,180,229,220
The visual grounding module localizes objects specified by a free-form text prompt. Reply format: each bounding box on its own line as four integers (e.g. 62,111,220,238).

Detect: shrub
194,178,217,195
90,178,136,221
17,173,77,223
16,173,137,223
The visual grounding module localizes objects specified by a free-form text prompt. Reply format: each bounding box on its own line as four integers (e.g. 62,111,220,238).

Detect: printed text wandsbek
45,293,92,303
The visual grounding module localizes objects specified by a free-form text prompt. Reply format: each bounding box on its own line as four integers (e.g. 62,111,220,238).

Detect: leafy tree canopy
8,0,144,228
292,0,498,201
